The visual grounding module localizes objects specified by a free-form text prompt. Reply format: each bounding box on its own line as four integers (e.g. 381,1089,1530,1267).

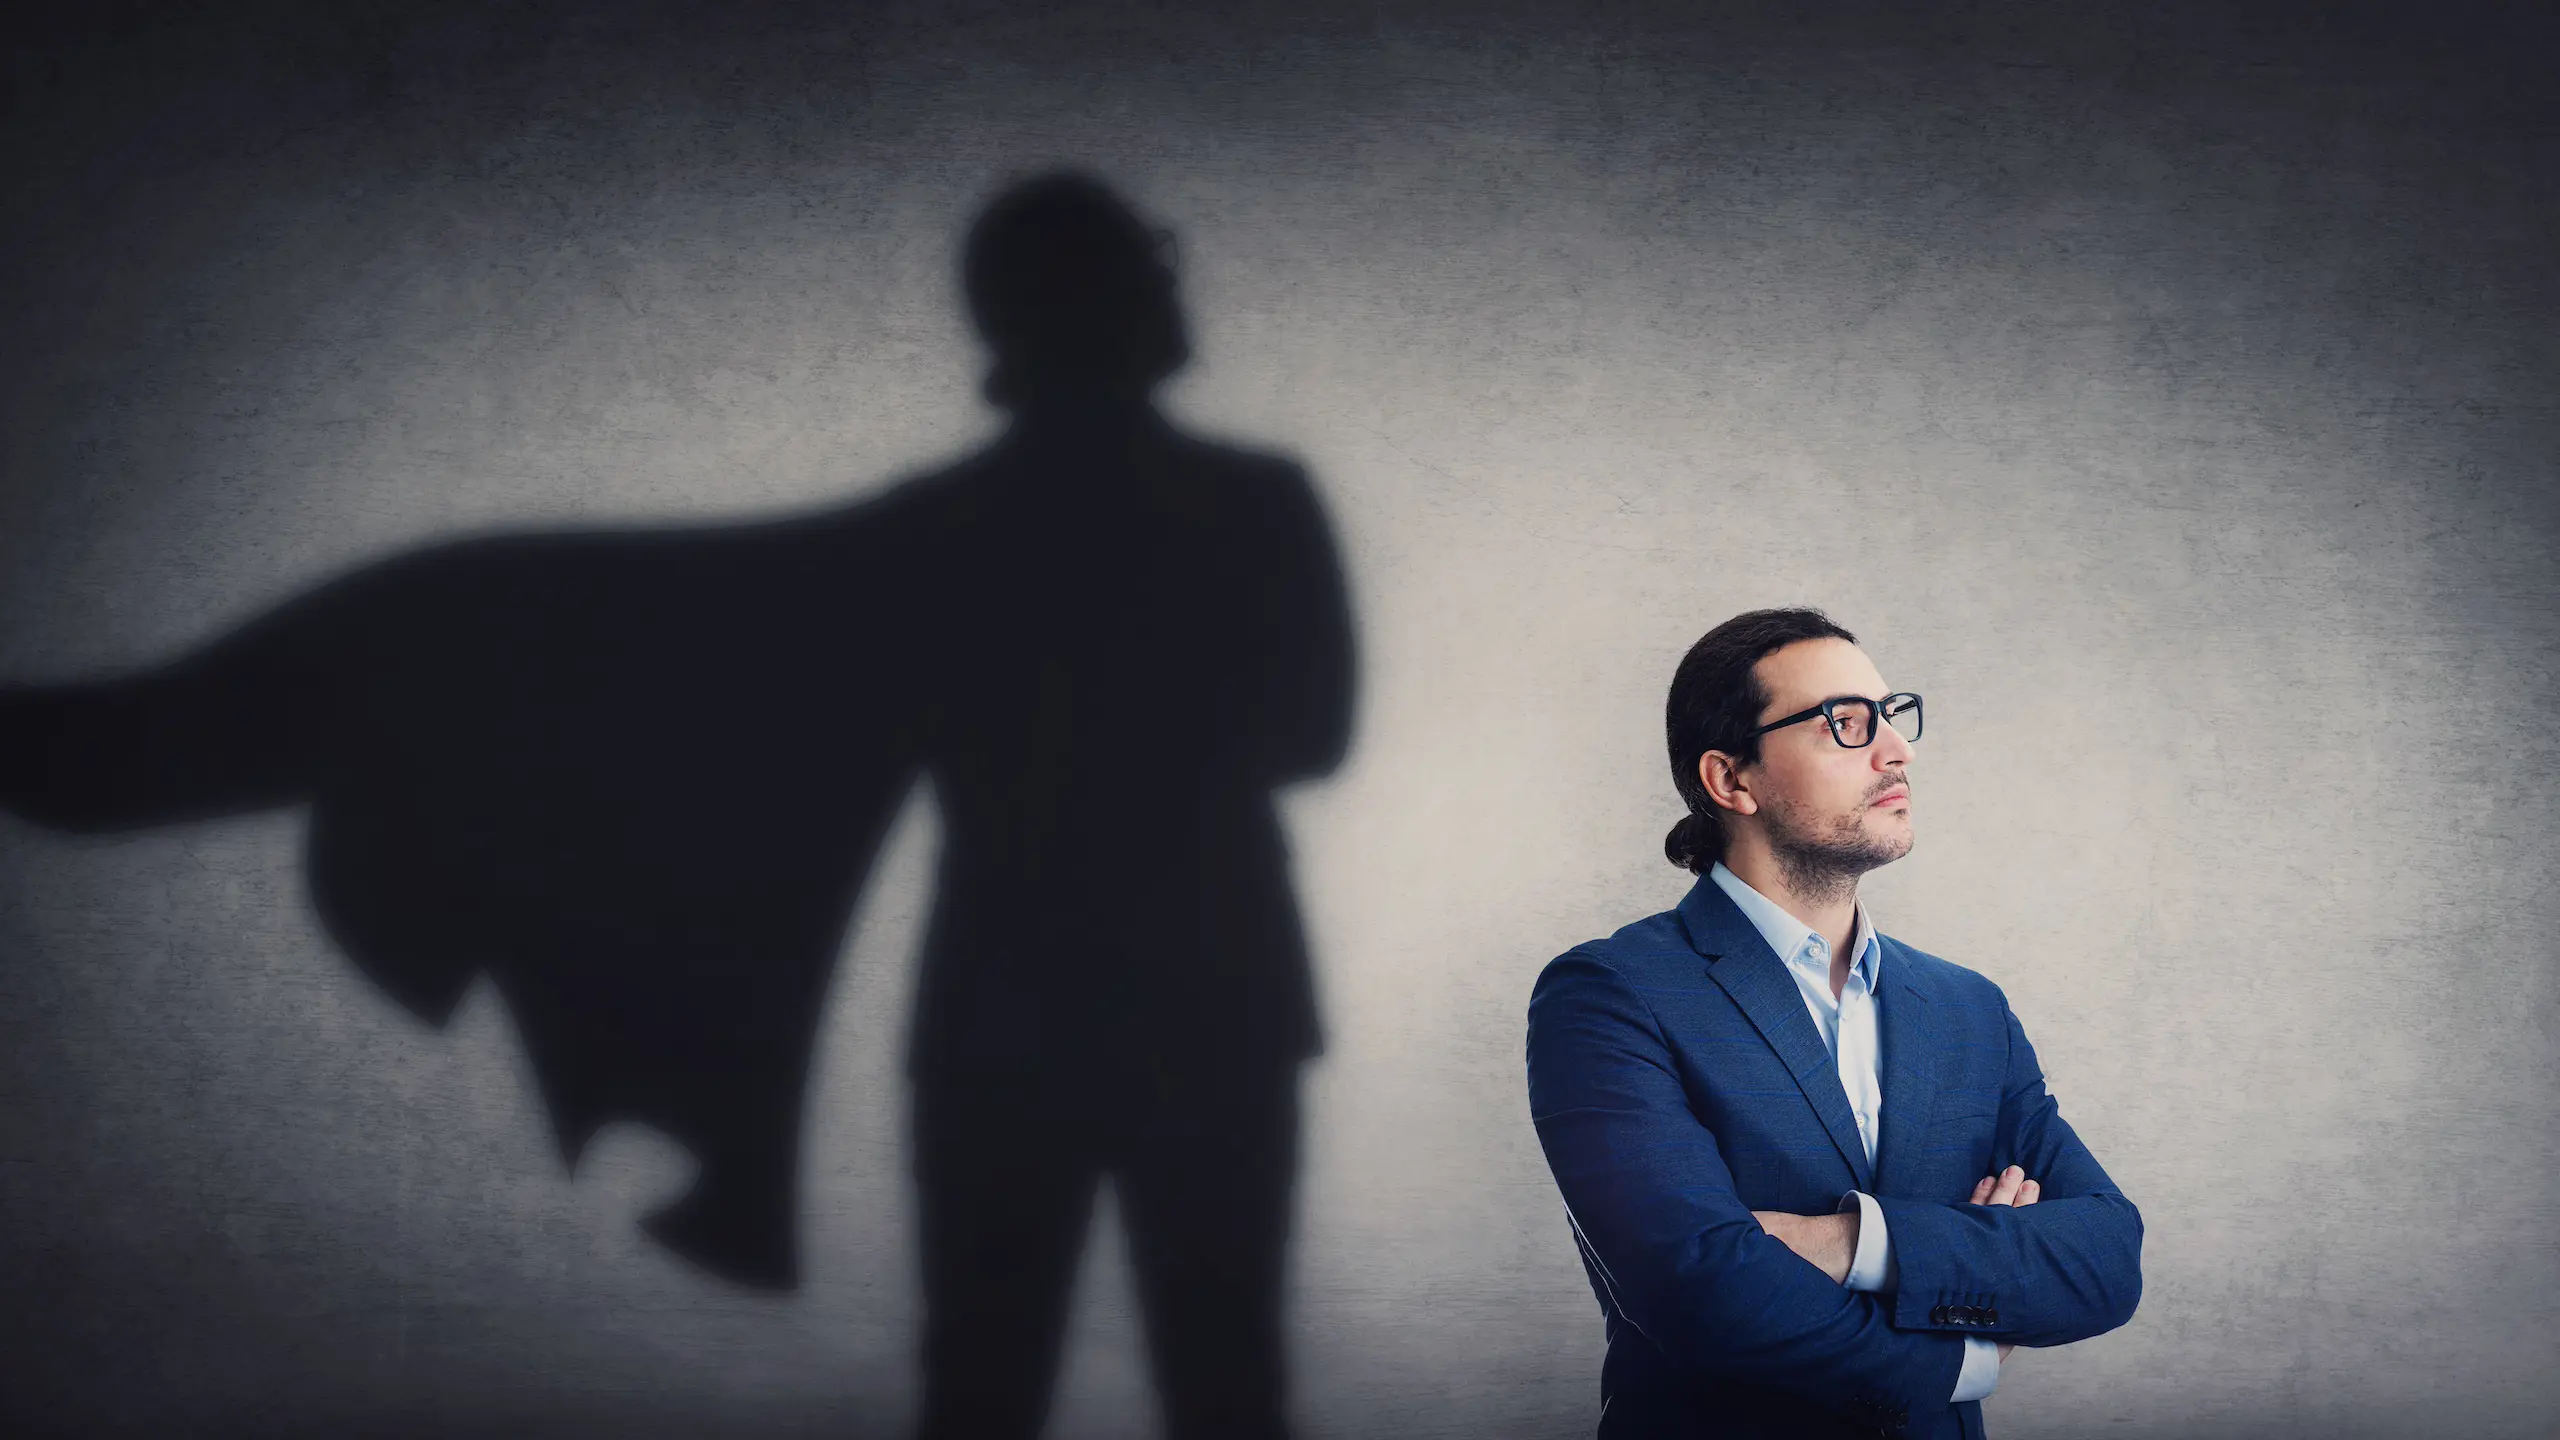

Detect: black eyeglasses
1741,692,1924,750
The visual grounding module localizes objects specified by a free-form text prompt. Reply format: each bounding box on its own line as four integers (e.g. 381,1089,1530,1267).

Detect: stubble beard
1764,788,1914,908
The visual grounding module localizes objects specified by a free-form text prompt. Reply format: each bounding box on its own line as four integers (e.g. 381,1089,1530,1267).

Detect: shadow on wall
0,171,1357,1440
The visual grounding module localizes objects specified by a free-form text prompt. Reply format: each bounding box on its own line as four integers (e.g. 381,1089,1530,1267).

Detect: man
1525,608,2140,1439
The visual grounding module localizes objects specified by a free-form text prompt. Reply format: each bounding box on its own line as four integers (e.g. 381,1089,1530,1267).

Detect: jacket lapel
1871,936,1939,1195
1678,877,1875,1193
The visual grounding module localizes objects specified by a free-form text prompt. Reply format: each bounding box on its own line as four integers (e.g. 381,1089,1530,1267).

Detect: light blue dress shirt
1709,862,2003,1404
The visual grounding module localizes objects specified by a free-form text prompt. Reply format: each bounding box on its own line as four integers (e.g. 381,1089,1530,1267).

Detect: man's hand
1970,1165,2040,1209
1970,1165,2039,1361
1748,1208,1859,1285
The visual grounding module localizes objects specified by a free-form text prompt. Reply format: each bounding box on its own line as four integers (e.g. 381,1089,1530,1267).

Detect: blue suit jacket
1526,875,2142,1439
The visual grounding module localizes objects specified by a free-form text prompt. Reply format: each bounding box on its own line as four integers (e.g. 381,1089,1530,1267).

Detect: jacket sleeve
1528,949,1967,1429
1870,992,2144,1347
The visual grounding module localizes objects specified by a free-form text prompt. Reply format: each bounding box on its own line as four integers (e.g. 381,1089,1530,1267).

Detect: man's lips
1870,789,1910,808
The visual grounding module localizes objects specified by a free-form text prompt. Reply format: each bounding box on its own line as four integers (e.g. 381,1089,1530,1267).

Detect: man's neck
1722,848,1860,998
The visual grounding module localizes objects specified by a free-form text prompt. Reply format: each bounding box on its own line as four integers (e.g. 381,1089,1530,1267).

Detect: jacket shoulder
1879,934,2013,1017
1534,906,1699,990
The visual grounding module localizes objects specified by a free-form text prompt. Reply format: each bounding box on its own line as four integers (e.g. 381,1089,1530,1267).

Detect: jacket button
1929,1305,1948,1324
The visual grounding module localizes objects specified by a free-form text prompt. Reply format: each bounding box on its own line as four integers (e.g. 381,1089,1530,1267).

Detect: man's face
1732,637,1915,874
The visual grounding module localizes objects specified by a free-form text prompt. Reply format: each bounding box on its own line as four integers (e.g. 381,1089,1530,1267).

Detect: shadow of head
964,170,1190,414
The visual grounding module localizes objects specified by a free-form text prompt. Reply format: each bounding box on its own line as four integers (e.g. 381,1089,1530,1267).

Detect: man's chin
1850,817,1914,867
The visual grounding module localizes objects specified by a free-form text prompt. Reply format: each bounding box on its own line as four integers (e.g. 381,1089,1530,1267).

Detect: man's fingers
1969,1169,2039,1205
1987,1165,2025,1206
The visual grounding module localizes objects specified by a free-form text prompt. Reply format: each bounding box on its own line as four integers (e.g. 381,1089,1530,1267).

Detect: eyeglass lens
1830,696,1923,747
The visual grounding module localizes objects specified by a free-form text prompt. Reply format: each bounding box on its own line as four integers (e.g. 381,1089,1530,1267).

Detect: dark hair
1663,607,1858,873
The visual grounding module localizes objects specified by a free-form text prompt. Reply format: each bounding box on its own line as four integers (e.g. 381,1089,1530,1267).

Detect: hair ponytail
1663,812,1720,874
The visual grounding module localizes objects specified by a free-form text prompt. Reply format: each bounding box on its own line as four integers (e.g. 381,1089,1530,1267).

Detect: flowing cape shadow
3,500,925,1285
0,421,1355,1296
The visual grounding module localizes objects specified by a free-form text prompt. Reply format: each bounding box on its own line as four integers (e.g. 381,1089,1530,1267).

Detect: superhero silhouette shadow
0,172,1353,1439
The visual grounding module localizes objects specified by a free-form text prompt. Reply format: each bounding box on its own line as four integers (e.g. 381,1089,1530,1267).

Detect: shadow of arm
1252,460,1356,784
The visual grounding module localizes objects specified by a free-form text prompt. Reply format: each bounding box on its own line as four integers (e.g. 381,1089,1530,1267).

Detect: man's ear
1698,750,1758,818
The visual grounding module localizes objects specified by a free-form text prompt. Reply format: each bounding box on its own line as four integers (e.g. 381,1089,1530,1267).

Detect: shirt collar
1707,861,1881,992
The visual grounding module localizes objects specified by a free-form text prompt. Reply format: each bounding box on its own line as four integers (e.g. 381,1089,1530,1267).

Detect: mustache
1867,775,1911,802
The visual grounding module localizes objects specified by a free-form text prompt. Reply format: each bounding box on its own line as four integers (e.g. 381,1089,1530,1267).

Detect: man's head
1664,608,1920,900
961,171,1190,412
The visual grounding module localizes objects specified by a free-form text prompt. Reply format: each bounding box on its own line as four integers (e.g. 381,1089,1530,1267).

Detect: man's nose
1873,724,1914,768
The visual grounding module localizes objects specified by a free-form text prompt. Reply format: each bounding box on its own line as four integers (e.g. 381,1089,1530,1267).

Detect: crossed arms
1526,951,2143,1426
1758,1166,2043,1366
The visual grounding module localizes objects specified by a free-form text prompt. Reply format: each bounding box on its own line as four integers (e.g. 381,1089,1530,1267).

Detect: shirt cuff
1951,1336,2002,1403
1835,1190,1898,1293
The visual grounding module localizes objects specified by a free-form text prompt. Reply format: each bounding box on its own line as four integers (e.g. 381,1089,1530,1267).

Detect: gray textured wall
3,3,2554,1436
